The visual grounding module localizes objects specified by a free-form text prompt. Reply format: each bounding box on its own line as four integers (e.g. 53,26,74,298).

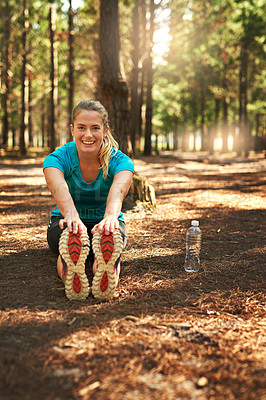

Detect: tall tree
1,1,9,146
137,0,147,147
222,76,229,153
130,0,140,154
2,0,11,147
28,74,33,147
19,0,28,155
68,0,74,141
238,36,249,154
98,0,132,155
144,0,155,156
48,3,56,151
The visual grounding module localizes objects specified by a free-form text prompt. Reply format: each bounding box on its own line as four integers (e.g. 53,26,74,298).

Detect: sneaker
92,229,123,300
58,229,90,301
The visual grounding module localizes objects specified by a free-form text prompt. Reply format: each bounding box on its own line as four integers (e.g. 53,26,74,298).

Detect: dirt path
0,152,265,400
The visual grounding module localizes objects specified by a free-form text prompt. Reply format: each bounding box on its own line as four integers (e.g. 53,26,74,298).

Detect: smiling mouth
82,140,95,145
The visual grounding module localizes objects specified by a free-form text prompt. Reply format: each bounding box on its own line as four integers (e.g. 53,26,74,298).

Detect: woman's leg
47,217,66,279
47,218,126,275
47,218,127,300
57,256,64,278
47,217,63,254
46,217,65,278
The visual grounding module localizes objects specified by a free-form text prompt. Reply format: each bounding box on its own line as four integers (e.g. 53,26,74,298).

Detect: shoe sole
59,229,90,301
92,230,123,300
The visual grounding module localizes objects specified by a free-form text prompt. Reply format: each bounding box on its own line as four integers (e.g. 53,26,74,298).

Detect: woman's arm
44,167,87,234
91,170,133,235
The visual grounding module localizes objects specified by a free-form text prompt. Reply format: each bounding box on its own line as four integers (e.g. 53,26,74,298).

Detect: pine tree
98,0,132,155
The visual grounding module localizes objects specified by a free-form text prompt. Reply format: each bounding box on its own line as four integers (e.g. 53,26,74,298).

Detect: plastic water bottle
184,220,202,272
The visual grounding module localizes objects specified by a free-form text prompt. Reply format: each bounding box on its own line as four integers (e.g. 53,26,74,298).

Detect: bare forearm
44,168,78,218
92,171,133,235
104,188,125,219
44,167,86,234
51,182,78,218
104,175,132,219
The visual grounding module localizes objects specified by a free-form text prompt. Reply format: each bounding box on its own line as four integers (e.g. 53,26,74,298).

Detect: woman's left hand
91,217,119,235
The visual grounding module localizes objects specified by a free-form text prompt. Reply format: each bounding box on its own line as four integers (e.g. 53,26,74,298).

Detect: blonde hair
72,99,118,179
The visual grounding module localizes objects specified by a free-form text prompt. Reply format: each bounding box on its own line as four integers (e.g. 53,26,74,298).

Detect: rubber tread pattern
92,230,123,300
59,230,90,301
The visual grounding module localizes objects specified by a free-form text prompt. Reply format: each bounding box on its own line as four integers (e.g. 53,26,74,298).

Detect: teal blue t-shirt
43,141,134,224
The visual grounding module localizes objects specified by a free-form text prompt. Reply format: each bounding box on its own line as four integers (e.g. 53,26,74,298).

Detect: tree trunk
192,123,197,151
192,98,197,151
210,97,220,154
2,0,11,147
144,56,153,155
128,175,156,207
181,127,187,152
144,0,155,156
222,70,229,153
41,112,45,148
173,117,178,150
137,0,147,149
28,76,33,147
98,0,131,155
200,83,207,151
12,128,16,148
238,41,249,155
222,95,229,153
137,70,145,151
19,0,28,155
166,133,170,150
68,0,74,141
181,106,188,151
40,87,46,148
254,113,261,152
130,0,140,154
154,134,159,153
48,4,56,152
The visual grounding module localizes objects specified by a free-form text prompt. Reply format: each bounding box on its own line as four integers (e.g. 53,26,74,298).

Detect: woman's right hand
59,212,87,235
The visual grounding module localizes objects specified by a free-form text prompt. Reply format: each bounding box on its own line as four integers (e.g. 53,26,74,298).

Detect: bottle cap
191,220,199,226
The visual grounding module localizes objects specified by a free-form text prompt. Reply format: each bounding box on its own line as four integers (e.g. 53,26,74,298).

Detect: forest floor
0,150,265,400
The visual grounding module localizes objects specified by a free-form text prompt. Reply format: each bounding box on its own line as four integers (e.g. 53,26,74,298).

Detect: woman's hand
59,212,87,235
91,217,119,235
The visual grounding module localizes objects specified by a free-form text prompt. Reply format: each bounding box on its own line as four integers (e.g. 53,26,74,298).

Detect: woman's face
70,110,108,158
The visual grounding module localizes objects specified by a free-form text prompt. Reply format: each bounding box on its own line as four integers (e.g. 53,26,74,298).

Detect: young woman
43,100,134,301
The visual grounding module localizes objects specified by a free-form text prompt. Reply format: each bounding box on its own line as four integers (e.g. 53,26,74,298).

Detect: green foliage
152,0,266,145
1,0,265,151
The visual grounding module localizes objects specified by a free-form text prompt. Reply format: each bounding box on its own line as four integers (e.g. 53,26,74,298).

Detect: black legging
47,216,127,264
